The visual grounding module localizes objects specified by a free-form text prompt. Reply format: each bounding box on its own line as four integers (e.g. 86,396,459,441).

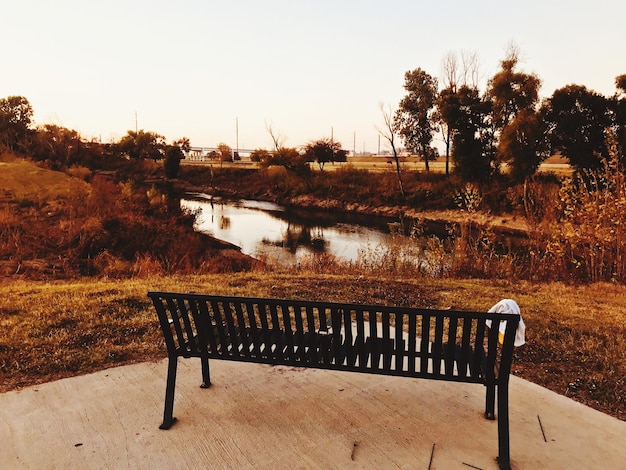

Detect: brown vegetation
0,157,257,279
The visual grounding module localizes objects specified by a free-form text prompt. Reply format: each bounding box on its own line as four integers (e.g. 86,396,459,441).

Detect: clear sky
2,0,624,153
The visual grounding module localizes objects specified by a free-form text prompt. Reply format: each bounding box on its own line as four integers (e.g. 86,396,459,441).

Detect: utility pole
353,131,356,156
236,117,239,157
135,111,138,133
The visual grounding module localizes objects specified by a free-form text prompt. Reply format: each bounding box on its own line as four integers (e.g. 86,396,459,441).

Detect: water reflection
181,195,397,264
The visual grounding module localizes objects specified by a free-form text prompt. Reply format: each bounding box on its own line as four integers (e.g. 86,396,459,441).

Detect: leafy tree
216,143,232,162
450,85,493,182
164,145,184,178
616,74,626,94
0,95,34,152
394,68,438,171
303,138,347,171
486,49,541,133
250,148,272,165
266,147,305,169
498,109,547,183
31,124,86,169
257,146,311,181
117,130,166,160
486,48,542,179
173,137,191,154
541,85,612,170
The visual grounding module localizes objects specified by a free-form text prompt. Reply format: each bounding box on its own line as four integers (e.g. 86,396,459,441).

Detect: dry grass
0,158,89,201
1,273,624,421
0,158,257,279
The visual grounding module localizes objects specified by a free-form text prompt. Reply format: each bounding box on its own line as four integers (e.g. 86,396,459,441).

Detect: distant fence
184,147,255,162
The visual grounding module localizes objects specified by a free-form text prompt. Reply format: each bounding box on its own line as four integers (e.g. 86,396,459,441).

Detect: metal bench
148,291,520,470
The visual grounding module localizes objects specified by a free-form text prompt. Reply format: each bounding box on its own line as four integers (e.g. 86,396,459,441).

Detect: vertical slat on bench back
222,300,241,358
302,301,316,365
233,301,250,357
244,300,262,358
444,316,459,377
280,301,295,361
318,305,332,365
394,312,405,372
471,316,487,377
355,307,367,368
170,297,201,356
485,317,502,385
185,297,211,356
194,298,217,356
406,313,417,373
381,309,392,372
331,306,344,366
209,299,230,355
257,300,271,358
164,297,186,352
293,304,306,363
497,316,519,380
150,294,178,356
420,313,430,374
458,316,474,378
368,308,378,370
343,307,355,367
432,315,445,377
268,302,284,361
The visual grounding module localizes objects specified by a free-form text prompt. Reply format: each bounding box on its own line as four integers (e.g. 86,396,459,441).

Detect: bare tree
377,103,405,200
265,121,285,151
439,52,461,175
437,50,482,175
442,49,481,90
441,51,459,93
461,49,481,89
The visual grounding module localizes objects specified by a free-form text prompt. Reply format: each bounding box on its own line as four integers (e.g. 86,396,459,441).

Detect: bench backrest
148,292,519,385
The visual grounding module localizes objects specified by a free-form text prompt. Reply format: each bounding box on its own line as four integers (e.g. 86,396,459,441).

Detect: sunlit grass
1,273,624,420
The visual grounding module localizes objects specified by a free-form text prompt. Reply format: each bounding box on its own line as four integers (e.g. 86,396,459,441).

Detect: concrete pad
0,359,623,469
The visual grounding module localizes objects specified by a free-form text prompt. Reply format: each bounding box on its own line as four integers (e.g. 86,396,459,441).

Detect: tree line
0,96,350,177
0,97,190,177
3,46,624,184
393,47,626,183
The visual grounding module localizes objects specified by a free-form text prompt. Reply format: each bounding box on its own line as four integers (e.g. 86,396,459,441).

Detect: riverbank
175,165,533,241
288,194,531,236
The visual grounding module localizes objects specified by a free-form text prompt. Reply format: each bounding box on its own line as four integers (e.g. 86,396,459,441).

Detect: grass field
0,159,89,200
1,273,624,421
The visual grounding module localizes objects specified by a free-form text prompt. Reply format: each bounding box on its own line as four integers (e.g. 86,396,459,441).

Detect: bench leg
200,355,211,388
496,380,511,470
485,382,496,420
160,356,178,430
